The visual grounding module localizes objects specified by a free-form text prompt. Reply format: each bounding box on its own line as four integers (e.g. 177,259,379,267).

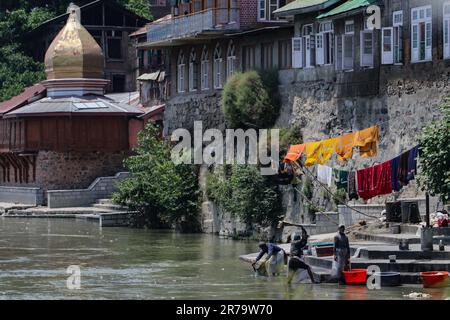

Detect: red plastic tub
420,271,449,288
343,269,368,285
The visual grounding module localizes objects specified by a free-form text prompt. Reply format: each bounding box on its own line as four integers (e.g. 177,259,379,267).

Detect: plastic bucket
343,269,368,285
420,271,449,288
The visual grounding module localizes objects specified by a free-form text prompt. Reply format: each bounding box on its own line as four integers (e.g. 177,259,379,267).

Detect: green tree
118,0,154,21
206,165,282,225
0,45,46,102
418,100,450,202
221,70,280,129
113,123,201,231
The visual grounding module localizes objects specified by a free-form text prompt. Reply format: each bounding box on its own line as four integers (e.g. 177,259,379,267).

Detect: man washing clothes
287,227,318,284
333,224,351,284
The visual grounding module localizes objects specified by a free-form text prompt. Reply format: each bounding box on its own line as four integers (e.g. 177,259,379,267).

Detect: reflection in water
0,218,447,300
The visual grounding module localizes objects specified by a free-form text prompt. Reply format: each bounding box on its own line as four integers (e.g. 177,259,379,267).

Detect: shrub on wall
113,122,200,231
418,99,450,203
206,165,282,226
221,69,280,129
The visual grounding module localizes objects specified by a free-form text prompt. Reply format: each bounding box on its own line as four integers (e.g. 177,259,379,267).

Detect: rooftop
274,0,341,17
4,95,143,118
317,0,380,19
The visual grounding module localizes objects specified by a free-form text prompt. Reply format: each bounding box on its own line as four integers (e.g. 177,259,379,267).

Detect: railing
147,8,240,43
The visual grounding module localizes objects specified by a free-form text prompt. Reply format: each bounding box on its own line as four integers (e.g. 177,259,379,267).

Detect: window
269,0,279,20
227,41,237,78
243,45,256,71
262,42,274,69
337,20,354,71
189,49,198,92
343,34,354,70
383,11,404,64
279,39,292,69
360,31,374,67
444,3,450,59
177,50,185,93
292,37,303,68
317,21,334,65
214,44,223,89
106,30,122,60
258,0,266,21
411,6,432,62
258,0,280,21
146,50,152,67
345,20,354,34
302,24,315,68
201,46,209,90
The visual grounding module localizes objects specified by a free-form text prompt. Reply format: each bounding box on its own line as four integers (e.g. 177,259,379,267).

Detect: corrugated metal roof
0,84,46,115
317,0,379,19
137,71,160,81
274,0,340,16
4,95,144,117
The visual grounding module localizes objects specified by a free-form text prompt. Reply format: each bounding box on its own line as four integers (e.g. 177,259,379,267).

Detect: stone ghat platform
1,206,133,227
239,242,450,285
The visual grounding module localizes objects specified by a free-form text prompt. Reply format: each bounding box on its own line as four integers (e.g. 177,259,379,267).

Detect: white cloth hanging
317,165,333,187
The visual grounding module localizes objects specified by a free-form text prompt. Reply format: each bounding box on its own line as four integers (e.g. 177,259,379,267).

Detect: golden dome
44,4,104,80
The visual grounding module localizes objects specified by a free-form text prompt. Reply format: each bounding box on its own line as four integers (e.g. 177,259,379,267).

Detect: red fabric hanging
357,161,393,200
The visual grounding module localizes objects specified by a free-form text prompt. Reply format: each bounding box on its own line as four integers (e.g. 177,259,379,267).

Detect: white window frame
360,29,374,68
201,46,209,90
342,20,354,71
411,5,432,63
382,27,394,65
317,21,334,66
444,3,450,59
343,34,354,70
292,37,303,68
226,41,236,78
177,50,185,93
213,44,223,89
269,0,279,21
393,10,403,27
302,24,315,68
345,20,355,35
258,0,266,21
189,49,198,92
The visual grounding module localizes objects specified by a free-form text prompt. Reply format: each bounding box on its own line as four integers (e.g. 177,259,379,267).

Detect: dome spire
44,3,104,80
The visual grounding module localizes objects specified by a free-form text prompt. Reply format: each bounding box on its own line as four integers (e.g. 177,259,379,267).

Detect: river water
0,218,448,300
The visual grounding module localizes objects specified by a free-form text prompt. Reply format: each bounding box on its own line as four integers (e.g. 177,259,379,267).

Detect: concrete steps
305,255,450,273
353,232,421,244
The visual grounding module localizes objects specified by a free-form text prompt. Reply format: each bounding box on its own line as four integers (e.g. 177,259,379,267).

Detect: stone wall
163,92,226,135
0,186,44,206
47,172,130,208
34,150,128,191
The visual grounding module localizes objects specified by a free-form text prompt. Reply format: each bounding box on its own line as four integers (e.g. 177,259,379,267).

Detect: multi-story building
137,0,295,133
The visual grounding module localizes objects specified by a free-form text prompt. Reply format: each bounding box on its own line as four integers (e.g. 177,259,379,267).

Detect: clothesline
284,125,379,166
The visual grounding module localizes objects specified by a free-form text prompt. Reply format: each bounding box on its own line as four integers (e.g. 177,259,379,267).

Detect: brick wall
239,0,257,28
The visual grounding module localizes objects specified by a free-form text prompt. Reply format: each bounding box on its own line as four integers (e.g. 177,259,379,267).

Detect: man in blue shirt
252,242,285,276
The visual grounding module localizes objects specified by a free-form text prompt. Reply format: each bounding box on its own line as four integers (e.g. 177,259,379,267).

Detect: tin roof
4,95,144,118
317,0,380,19
0,84,46,116
274,0,340,16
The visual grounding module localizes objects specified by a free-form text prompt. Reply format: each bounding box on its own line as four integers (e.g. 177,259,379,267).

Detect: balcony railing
147,8,240,43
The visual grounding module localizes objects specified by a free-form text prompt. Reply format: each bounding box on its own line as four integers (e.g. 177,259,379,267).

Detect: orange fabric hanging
354,125,379,158
284,144,306,162
336,132,356,161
